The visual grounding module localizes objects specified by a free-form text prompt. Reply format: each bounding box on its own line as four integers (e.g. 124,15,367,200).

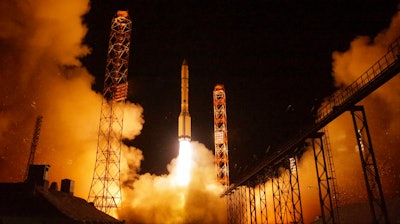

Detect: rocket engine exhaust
178,59,191,142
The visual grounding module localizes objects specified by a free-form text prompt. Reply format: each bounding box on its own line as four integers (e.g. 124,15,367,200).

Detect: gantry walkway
223,36,400,224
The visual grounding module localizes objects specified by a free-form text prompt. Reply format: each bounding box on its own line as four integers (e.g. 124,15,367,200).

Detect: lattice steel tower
213,84,230,188
88,10,132,214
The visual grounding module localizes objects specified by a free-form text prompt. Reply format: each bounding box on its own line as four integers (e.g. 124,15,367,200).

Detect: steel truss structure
350,106,389,224
310,133,336,224
227,159,304,224
222,37,400,223
288,157,303,224
272,170,284,224
257,175,269,224
88,11,132,214
213,84,230,188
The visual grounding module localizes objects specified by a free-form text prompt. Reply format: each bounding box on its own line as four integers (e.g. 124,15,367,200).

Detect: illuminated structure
213,84,229,187
222,37,400,223
178,59,191,142
88,11,132,214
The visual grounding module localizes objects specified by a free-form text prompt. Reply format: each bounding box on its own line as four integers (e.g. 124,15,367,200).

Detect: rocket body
178,59,191,141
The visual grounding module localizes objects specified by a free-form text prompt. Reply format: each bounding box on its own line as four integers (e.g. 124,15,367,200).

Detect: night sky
82,1,399,180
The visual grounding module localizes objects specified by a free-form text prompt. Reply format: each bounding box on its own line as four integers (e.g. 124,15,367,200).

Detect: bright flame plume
176,140,192,186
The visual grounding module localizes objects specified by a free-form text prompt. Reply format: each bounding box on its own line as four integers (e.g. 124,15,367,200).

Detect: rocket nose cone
182,59,188,65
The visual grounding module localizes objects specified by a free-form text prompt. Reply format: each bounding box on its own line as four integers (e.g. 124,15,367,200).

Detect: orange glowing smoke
0,0,144,199
249,10,400,224
0,2,227,223
119,141,227,223
297,10,400,222
328,11,400,203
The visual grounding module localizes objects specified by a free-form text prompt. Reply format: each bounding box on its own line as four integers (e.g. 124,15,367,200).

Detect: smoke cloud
0,1,227,223
119,141,227,224
247,9,400,224
328,10,400,203
295,9,400,222
0,0,144,198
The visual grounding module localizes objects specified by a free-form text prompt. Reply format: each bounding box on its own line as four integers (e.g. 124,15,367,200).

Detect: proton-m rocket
178,59,191,141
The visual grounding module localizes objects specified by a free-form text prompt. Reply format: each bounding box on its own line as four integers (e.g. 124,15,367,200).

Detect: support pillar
350,106,389,224
227,192,236,224
272,169,283,224
248,183,257,224
289,157,304,224
258,175,269,224
239,186,248,224
280,168,291,224
311,132,336,224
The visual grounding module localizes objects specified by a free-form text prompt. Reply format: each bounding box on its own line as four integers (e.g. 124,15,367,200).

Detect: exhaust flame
175,140,193,186
0,1,227,223
119,141,227,223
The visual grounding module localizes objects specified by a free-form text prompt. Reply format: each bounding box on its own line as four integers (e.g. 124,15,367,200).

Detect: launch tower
88,11,132,214
213,84,229,188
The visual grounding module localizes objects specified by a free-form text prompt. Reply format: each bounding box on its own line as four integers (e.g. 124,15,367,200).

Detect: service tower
88,10,132,215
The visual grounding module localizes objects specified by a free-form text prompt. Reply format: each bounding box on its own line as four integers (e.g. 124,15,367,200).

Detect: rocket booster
178,59,191,141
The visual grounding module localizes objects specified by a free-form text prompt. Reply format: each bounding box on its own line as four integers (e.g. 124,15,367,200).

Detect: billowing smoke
296,9,400,222
0,1,227,223
328,10,400,203
119,141,227,224
0,0,144,198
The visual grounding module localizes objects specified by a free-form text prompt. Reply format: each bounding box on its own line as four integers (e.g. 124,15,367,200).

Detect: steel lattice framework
88,11,132,214
311,133,336,224
350,106,389,223
213,84,230,187
222,36,400,224
24,115,43,180
257,175,269,224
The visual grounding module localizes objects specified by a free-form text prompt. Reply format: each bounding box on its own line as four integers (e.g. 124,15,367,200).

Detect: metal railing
223,36,400,196
317,37,400,123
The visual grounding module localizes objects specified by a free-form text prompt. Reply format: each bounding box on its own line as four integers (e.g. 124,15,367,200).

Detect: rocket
178,59,191,141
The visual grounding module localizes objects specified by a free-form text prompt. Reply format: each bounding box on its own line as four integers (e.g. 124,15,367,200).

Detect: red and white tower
213,84,230,188
88,10,132,214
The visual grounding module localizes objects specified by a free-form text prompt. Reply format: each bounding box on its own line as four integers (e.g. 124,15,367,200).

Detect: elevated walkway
224,36,400,196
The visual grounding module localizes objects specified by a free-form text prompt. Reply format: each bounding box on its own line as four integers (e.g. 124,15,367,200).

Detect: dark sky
82,1,399,180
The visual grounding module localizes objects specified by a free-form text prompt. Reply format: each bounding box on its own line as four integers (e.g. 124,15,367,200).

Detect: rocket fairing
178,59,191,141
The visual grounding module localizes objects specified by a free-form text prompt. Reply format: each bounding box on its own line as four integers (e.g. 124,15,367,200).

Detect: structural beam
311,132,336,224
223,37,400,196
350,106,389,224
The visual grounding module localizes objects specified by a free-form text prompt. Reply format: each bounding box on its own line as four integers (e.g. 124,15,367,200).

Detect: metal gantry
350,106,389,224
310,133,335,224
272,169,284,224
320,127,340,222
222,36,400,224
278,168,292,224
223,36,400,195
88,11,132,214
257,175,269,224
213,84,230,188
288,157,304,224
248,182,257,224
239,186,249,224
